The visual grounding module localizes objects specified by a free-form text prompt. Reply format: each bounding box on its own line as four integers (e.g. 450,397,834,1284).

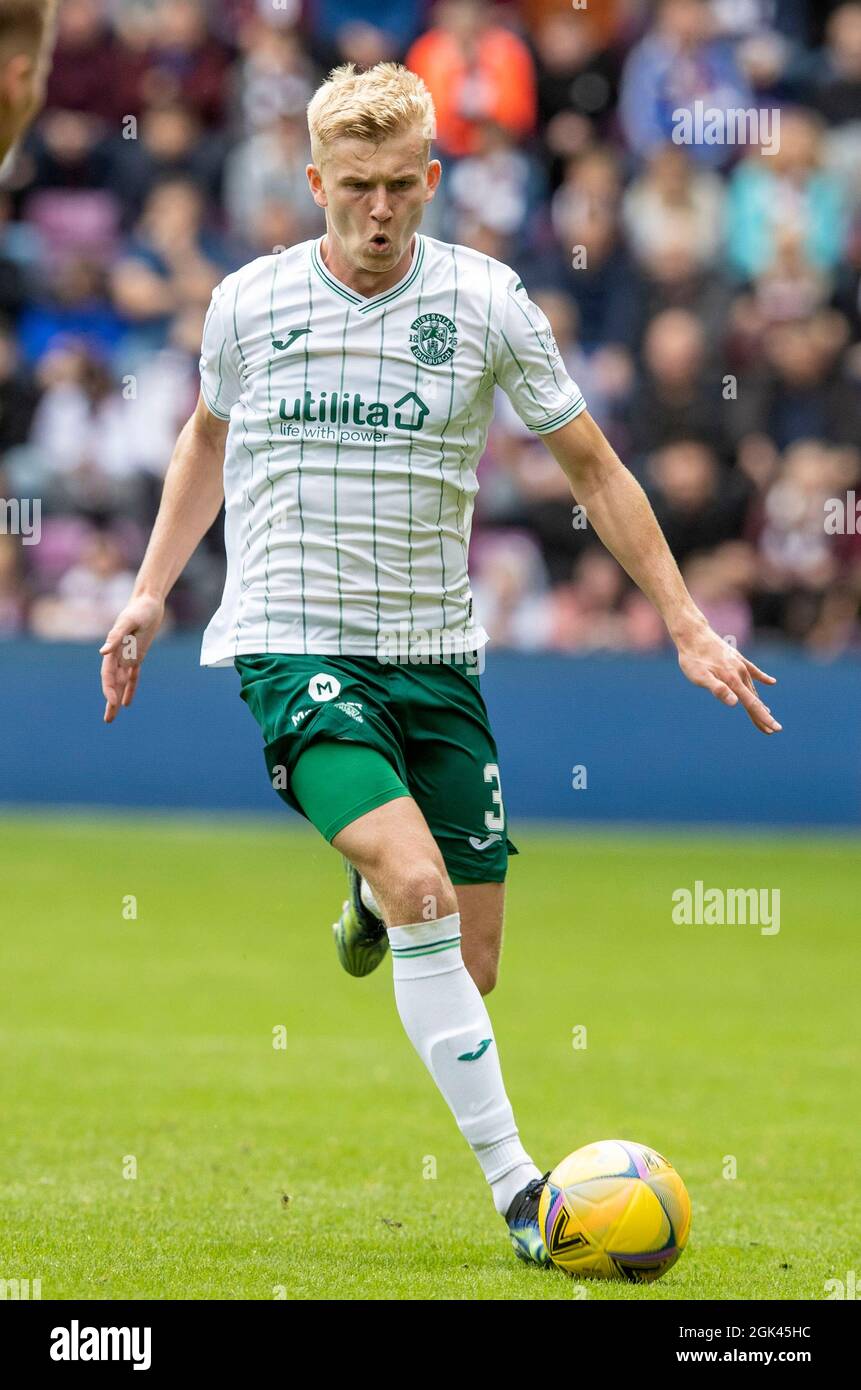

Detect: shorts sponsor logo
308,674,341,702
334,700,363,723
468,833,502,851
291,707,311,727
409,313,458,366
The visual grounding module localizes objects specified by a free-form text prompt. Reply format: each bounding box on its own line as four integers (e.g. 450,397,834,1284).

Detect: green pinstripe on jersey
296,262,314,644
200,298,229,418
452,257,493,563
232,268,257,652
371,308,386,632
404,273,423,630
435,245,458,629
498,326,540,414
496,328,584,431
332,309,351,647
198,235,586,667
263,254,280,643
508,290,568,394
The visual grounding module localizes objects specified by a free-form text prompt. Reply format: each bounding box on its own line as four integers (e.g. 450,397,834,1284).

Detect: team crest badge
409,313,458,366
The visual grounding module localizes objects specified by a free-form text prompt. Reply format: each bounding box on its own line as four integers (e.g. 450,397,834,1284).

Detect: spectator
729,312,861,451
139,0,232,130
406,0,536,158
626,308,730,463
631,236,730,357
812,2,861,127
532,11,618,179
28,343,138,513
232,17,313,136
306,0,426,59
623,143,725,271
106,102,225,227
547,147,640,351
110,177,229,350
683,541,756,649
619,0,752,167
29,529,136,640
725,109,848,281
647,439,751,564
45,0,126,125
0,325,39,446
17,255,123,362
757,439,844,593
471,531,552,649
547,549,666,651
447,121,544,240
223,101,321,253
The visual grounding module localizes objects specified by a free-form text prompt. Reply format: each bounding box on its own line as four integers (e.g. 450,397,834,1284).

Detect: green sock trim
390,937,461,958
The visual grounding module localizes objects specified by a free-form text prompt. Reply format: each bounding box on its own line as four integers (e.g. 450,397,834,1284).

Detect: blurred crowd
1,0,860,655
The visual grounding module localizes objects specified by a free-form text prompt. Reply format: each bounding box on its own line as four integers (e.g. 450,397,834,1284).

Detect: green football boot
505,1172,552,1267
331,860,388,977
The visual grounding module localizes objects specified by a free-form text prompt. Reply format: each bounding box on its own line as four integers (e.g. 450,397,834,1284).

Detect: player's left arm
543,410,781,735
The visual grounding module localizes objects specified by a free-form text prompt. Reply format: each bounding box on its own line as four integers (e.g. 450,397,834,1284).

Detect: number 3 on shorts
483,762,505,832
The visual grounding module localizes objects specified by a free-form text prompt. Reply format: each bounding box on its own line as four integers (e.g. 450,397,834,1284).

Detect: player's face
308,127,441,276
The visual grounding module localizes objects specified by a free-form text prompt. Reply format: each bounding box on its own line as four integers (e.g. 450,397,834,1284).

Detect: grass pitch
0,814,857,1301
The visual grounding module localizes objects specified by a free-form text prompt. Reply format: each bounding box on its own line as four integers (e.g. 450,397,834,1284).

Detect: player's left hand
676,626,781,735
99,593,165,725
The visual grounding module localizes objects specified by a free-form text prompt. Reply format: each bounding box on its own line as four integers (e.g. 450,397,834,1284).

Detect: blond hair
0,0,54,59
307,62,436,165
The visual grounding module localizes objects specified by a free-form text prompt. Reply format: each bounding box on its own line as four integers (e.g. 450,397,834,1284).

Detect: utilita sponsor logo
279,389,429,432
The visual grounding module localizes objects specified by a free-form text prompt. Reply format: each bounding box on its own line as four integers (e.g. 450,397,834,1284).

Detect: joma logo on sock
50,1321,151,1370
457,1038,493,1062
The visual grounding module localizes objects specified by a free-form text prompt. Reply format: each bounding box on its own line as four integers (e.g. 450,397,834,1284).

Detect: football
538,1140,692,1283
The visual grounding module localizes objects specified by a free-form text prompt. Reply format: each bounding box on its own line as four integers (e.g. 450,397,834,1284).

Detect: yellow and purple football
538,1139,691,1282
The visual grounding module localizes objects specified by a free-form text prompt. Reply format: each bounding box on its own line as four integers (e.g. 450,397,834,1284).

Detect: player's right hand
99,594,165,724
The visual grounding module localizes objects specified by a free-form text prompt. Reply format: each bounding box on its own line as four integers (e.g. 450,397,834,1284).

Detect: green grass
0,814,857,1300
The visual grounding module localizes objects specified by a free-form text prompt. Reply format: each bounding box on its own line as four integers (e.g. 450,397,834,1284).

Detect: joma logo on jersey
410,312,457,366
272,327,311,351
279,389,429,431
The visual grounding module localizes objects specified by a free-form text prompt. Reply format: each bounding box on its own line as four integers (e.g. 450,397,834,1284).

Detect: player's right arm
492,271,780,735
99,393,228,724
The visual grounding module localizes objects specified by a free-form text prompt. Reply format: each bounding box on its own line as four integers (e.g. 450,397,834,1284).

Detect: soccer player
0,0,57,168
100,63,780,1267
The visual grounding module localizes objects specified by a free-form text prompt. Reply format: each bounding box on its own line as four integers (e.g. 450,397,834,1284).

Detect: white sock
388,912,541,1214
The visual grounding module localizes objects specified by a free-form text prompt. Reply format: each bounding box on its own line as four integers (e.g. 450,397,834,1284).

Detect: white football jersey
198,233,586,665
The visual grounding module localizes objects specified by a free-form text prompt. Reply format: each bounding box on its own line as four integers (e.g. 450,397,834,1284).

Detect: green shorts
234,653,517,885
